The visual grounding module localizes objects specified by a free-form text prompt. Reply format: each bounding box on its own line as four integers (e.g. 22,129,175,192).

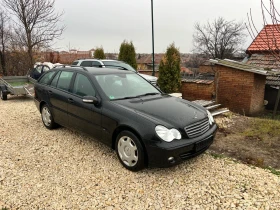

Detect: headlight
207,110,214,125
155,125,182,142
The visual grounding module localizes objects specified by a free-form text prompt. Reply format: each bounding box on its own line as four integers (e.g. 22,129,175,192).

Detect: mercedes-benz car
71,59,158,86
34,66,217,171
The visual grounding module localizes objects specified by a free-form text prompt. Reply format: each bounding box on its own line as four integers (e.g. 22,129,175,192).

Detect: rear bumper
145,124,217,168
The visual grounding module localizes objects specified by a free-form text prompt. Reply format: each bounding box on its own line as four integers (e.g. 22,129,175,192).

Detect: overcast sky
53,0,275,53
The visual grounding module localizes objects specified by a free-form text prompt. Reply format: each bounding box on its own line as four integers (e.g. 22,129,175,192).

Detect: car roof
100,59,122,62
73,59,125,63
73,59,99,62
53,66,134,75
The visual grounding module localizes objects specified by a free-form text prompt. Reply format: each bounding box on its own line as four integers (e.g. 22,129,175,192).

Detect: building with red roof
246,24,280,54
246,24,280,73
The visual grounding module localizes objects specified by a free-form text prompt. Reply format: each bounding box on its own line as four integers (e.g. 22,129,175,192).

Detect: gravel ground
0,97,280,210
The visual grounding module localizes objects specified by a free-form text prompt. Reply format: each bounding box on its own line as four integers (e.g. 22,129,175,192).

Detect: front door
68,73,103,140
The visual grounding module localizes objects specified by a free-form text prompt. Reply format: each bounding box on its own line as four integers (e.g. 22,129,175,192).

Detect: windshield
95,73,160,100
102,61,137,72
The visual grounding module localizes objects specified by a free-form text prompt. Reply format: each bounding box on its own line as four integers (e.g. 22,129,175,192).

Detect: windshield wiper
112,95,140,100
137,92,160,97
112,93,160,101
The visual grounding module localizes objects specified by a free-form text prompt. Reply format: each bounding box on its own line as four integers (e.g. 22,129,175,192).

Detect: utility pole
151,0,155,76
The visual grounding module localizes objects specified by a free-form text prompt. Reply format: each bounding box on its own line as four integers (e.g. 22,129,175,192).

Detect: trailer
0,76,37,100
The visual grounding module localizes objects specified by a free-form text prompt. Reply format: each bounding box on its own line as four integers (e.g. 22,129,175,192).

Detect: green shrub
118,40,137,69
94,47,106,59
157,43,181,93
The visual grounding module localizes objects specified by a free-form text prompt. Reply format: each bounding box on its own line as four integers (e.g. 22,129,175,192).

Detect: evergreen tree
94,47,106,59
118,40,137,69
158,43,181,93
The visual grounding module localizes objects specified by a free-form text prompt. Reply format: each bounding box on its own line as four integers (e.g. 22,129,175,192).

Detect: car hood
138,73,158,81
112,95,208,128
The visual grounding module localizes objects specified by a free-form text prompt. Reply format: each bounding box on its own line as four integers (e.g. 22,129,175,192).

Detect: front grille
184,119,210,138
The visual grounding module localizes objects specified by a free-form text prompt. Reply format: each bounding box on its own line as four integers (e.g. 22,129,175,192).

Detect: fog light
168,157,175,164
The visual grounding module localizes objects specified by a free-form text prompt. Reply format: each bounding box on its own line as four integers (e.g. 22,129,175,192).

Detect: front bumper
145,124,218,167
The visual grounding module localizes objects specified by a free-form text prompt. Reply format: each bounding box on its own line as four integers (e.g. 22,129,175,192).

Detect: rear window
57,71,74,91
80,61,102,67
72,61,79,65
102,61,136,72
80,61,92,67
38,71,56,85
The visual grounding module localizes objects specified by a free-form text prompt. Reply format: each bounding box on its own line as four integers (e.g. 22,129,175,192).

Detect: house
137,54,164,70
180,67,193,75
210,59,268,115
182,59,269,115
40,49,95,64
245,24,280,110
246,24,280,73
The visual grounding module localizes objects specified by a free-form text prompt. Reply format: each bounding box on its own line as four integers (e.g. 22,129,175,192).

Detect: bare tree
3,0,64,68
193,17,246,59
0,9,10,76
185,54,207,69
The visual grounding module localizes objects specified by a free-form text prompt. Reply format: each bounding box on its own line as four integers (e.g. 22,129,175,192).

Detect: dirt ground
209,113,280,170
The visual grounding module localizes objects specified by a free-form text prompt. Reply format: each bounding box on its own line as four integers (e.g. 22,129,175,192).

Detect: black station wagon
34,67,217,171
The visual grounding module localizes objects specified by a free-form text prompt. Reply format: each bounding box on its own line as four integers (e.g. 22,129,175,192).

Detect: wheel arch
39,101,47,113
112,125,148,164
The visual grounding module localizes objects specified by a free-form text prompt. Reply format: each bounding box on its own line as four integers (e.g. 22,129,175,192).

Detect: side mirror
82,96,100,105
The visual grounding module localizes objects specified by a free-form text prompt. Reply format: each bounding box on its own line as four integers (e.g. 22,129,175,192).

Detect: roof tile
247,24,280,53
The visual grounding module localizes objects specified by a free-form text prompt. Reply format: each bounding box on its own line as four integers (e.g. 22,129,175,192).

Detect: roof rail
70,65,88,71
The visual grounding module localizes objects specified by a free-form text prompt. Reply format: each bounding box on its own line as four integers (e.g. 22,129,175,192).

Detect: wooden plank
193,100,216,107
211,109,230,116
206,104,221,110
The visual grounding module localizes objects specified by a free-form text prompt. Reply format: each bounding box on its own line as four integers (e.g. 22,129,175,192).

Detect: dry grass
242,118,280,141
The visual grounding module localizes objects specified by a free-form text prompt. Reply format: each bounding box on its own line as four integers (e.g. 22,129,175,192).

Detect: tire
0,89,7,101
41,104,57,129
115,130,146,171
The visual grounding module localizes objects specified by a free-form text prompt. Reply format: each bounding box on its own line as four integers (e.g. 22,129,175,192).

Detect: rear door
48,71,75,127
68,73,103,140
35,70,57,103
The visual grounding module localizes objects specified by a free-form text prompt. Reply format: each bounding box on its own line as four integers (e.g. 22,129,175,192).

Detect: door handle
47,90,52,95
68,98,74,103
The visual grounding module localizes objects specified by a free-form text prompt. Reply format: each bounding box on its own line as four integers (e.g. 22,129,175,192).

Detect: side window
80,61,92,67
50,71,61,87
92,61,102,67
42,66,50,73
38,71,56,85
72,61,79,65
57,71,74,91
73,73,95,97
36,65,43,73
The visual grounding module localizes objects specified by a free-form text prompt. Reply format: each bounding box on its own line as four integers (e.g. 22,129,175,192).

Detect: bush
118,40,137,69
157,43,181,93
94,47,106,59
